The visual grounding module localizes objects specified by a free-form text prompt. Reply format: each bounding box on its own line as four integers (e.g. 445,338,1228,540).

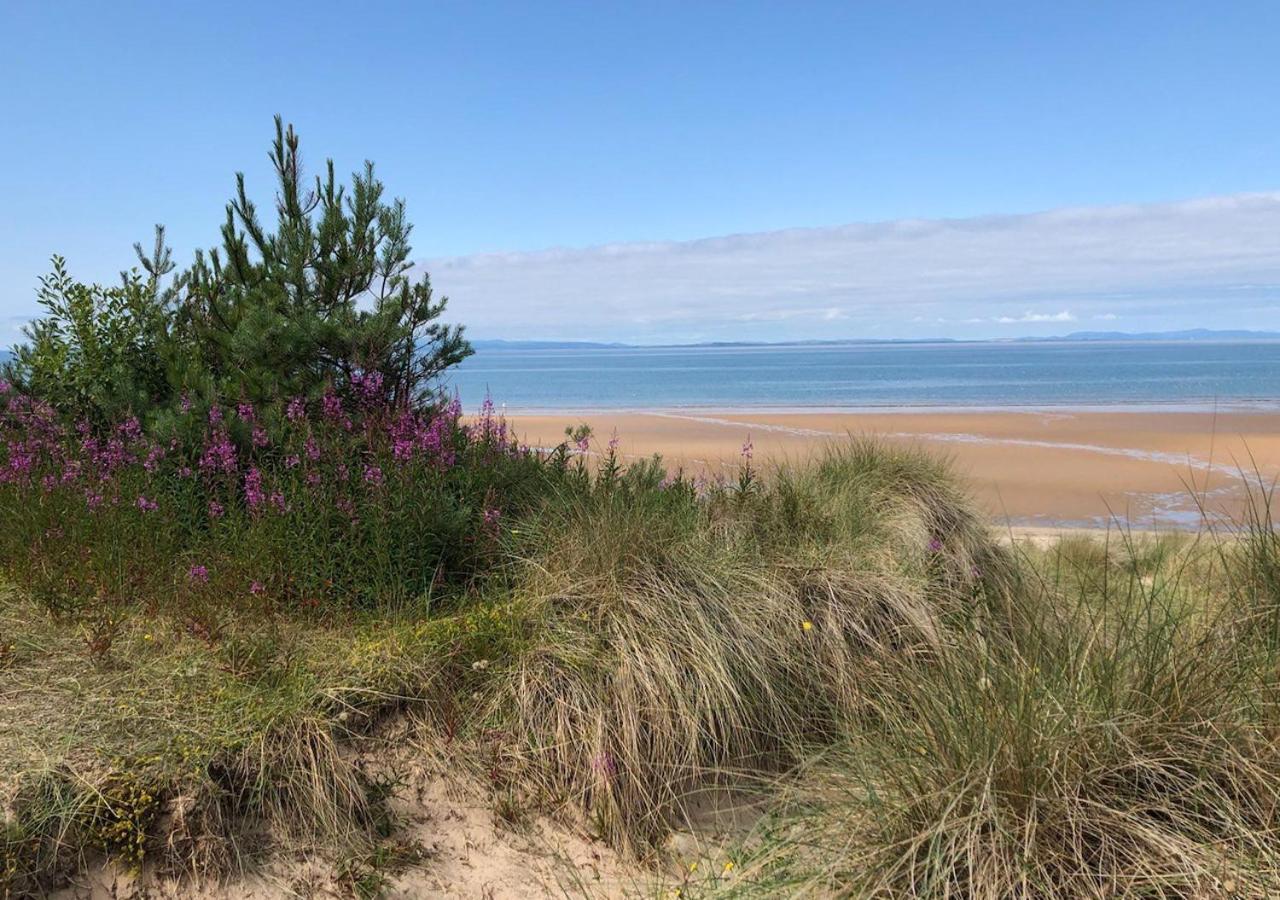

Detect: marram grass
5,436,1280,898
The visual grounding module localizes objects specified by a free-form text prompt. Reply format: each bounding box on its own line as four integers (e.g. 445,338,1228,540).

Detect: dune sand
506,409,1280,530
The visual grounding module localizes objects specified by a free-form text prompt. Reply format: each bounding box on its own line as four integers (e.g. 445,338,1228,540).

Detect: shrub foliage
4,116,469,427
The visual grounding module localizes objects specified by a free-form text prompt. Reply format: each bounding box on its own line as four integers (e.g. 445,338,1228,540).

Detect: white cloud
424,192,1280,341
994,310,1076,324
1093,312,1119,321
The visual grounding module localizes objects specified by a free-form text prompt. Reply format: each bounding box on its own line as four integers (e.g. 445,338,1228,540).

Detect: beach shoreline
502,408,1280,530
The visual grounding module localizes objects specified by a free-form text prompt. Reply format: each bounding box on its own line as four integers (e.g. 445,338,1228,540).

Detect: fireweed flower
363,464,384,486
236,401,256,423
142,445,165,473
200,430,237,474
304,437,321,461
251,425,269,448
483,507,501,526
118,417,143,441
270,491,287,513
322,391,344,423
928,537,943,552
208,406,223,426
208,500,225,519
285,454,300,469
286,396,306,422
741,436,753,461
136,495,158,512
187,564,209,583
351,370,384,405
249,581,265,595
244,467,264,509
179,392,193,413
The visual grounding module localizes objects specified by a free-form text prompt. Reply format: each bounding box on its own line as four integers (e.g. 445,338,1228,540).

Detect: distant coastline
470,328,1280,351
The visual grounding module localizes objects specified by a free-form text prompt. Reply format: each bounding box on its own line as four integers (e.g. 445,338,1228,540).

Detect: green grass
702,511,1280,897
4,440,1280,898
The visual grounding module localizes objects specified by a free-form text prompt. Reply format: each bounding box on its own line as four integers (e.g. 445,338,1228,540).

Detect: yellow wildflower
801,620,813,631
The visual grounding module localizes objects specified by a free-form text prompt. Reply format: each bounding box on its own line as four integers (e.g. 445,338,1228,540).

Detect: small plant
217,629,288,683
736,434,756,494
85,773,161,869
80,609,125,664
336,839,429,900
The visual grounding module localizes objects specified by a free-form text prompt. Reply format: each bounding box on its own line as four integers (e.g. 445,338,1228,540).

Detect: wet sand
506,409,1280,529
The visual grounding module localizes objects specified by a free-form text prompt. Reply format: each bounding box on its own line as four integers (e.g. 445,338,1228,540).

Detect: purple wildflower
363,464,384,486
928,537,943,552
200,430,237,474
244,467,264,509
351,370,385,406
118,416,143,441
187,564,209,583
322,391,344,423
136,494,158,512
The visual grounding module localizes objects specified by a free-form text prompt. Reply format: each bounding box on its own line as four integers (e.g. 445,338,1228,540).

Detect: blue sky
2,1,1278,343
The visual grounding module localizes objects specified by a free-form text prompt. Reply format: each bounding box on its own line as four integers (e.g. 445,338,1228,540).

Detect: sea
446,341,1280,412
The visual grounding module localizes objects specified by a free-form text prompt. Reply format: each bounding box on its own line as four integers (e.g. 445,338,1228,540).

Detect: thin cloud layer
426,192,1280,342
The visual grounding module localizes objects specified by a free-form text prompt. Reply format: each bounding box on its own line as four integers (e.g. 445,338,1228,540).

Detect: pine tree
155,116,470,409
9,117,469,426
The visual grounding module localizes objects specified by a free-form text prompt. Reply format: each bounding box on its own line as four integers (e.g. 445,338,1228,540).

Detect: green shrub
5,117,470,428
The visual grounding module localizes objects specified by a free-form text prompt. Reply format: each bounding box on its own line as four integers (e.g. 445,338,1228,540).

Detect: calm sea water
446,341,1280,412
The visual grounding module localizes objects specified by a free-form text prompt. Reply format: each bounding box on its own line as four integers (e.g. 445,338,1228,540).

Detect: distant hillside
470,339,628,350
469,329,1280,350
1028,328,1280,342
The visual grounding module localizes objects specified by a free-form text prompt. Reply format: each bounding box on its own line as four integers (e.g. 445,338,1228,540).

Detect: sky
1,0,1278,344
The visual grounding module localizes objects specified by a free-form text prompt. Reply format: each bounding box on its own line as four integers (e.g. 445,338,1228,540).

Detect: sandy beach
507,409,1280,529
